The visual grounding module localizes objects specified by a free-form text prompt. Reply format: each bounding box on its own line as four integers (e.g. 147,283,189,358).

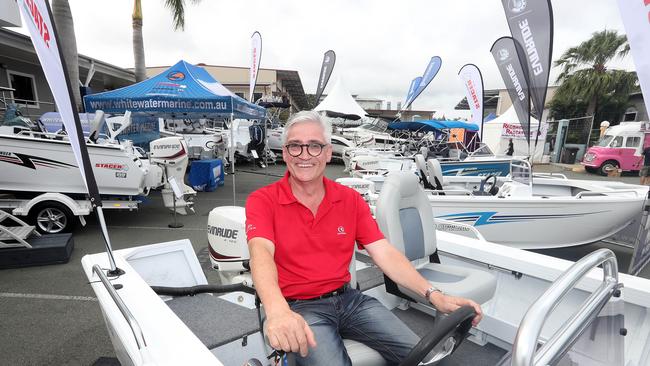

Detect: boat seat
0,210,40,248
375,172,497,305
414,154,435,190
426,159,445,191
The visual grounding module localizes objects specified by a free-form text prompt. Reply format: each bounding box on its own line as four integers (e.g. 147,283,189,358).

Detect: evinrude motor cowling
149,136,196,215
207,206,252,285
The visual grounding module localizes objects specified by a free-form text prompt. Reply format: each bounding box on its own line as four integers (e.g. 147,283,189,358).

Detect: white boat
339,158,649,249
158,118,229,161
81,172,650,366
0,111,196,225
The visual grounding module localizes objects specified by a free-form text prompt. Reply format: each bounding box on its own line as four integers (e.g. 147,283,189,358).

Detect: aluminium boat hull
431,178,648,249
0,134,150,197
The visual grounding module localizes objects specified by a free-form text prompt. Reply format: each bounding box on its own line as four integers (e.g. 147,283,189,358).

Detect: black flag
491,36,532,147
314,50,336,104
500,0,553,121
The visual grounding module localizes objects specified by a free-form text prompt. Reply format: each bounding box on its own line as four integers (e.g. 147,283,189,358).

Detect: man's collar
278,171,342,205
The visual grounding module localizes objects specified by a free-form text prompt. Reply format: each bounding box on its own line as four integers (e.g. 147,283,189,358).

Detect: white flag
458,64,484,138
617,0,650,119
249,31,262,103
17,0,98,200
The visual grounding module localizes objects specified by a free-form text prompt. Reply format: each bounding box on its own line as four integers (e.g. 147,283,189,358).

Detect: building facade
0,28,135,120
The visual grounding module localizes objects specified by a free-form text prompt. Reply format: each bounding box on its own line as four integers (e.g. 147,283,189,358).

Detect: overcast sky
12,0,636,116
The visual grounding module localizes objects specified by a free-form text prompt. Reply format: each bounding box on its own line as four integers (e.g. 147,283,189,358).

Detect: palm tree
52,0,81,110
132,0,201,82
552,30,637,140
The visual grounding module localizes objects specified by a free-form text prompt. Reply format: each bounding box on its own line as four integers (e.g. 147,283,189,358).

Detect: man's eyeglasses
284,143,328,157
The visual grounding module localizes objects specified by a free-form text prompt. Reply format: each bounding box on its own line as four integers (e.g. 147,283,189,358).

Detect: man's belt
286,284,349,302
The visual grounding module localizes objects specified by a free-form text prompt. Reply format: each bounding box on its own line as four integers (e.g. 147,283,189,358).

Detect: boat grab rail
532,172,568,180
575,189,641,198
91,264,147,350
511,249,619,366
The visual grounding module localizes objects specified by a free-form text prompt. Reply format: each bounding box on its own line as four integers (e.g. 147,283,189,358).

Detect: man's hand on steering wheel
428,292,483,326
265,308,317,357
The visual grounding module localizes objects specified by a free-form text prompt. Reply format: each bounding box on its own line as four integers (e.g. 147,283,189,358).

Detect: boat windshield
359,123,385,132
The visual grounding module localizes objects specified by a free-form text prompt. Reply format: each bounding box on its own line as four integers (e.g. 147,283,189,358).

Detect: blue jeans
289,288,419,366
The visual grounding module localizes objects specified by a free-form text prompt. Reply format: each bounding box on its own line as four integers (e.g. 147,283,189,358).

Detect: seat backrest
414,154,434,190
426,159,445,190
375,172,437,261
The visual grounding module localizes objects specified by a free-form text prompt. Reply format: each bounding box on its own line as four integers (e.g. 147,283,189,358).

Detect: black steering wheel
398,306,476,366
477,174,499,196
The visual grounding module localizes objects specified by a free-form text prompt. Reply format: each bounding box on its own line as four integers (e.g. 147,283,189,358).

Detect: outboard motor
149,136,196,214
207,206,252,285
247,122,266,167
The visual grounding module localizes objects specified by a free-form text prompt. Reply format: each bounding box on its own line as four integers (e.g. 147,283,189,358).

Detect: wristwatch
425,286,442,302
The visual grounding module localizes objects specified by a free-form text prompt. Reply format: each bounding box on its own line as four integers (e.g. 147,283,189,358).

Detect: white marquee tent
481,106,547,162
314,78,368,121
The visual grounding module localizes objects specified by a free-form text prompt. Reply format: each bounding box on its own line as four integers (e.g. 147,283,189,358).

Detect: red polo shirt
245,172,384,299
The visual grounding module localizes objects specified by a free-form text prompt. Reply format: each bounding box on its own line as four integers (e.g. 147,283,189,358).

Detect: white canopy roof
314,78,367,119
481,106,546,162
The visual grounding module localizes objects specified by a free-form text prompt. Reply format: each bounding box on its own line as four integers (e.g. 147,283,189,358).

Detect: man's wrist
425,286,443,303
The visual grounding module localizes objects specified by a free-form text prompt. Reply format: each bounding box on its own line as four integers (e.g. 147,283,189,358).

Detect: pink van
582,122,650,175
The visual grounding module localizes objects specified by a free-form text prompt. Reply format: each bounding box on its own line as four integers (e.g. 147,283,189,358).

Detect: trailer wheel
28,202,76,234
599,160,619,176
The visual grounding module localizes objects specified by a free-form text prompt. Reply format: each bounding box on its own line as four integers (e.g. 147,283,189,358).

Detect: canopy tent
314,78,368,120
84,60,265,120
481,106,547,162
388,120,479,133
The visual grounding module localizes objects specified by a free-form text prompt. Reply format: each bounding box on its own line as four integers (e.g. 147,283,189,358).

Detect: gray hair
281,110,332,144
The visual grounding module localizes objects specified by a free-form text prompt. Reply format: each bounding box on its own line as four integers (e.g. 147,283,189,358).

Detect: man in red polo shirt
246,111,482,365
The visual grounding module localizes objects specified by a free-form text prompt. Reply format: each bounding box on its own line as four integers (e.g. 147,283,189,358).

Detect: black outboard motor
248,121,266,168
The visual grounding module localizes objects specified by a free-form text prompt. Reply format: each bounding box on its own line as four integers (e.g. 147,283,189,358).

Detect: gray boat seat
375,172,496,305
414,154,435,190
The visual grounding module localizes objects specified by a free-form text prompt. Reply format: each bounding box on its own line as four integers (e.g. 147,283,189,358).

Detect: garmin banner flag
491,36,532,146
458,64,484,138
500,0,553,121
617,0,650,121
314,50,336,103
403,77,422,111
249,31,262,103
17,0,100,205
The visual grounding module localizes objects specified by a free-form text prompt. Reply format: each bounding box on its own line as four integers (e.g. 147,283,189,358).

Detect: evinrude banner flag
458,64,484,138
617,0,650,121
500,0,553,121
405,56,442,110
403,77,422,111
17,0,101,205
249,31,262,103
491,36,532,146
314,50,336,103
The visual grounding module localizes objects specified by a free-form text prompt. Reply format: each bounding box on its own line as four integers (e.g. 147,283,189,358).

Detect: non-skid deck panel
392,307,507,366
0,233,74,269
166,293,260,350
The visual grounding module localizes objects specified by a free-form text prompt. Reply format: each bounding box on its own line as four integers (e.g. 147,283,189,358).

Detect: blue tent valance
84,60,265,119
388,120,479,132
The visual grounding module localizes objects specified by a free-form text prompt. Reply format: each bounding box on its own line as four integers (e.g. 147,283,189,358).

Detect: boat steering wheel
477,174,499,196
398,306,476,366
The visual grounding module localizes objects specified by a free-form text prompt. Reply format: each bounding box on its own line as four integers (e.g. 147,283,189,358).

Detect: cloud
16,0,634,112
